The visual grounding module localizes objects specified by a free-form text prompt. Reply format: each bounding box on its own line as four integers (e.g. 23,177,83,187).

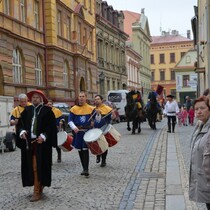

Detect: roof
123,10,141,40
151,35,192,44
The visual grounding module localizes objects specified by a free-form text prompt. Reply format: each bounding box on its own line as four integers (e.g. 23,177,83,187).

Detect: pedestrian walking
177,107,182,127
16,90,57,202
46,99,65,163
94,95,113,167
68,91,95,177
181,107,188,126
188,106,195,126
163,94,179,133
189,96,210,210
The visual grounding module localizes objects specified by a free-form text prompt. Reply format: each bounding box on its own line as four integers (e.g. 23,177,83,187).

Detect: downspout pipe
42,1,49,97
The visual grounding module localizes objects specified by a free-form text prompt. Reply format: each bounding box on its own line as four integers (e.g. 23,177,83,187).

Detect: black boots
79,150,89,177
96,155,100,163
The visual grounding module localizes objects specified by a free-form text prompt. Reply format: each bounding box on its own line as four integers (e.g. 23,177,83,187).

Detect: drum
83,128,108,155
101,124,121,147
57,131,73,152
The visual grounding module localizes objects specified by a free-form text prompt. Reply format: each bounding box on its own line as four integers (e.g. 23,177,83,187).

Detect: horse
145,96,160,130
124,92,143,134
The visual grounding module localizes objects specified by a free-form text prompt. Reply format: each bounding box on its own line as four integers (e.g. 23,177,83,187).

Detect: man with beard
16,90,57,202
94,95,113,167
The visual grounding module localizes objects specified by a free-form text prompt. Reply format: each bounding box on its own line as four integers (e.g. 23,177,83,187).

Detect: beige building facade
123,9,152,103
150,31,194,98
95,0,128,99
0,0,97,105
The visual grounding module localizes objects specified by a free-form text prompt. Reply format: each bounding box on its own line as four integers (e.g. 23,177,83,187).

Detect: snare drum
57,131,73,152
83,128,108,155
101,124,121,147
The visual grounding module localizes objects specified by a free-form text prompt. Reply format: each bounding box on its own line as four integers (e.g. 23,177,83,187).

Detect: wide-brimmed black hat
166,94,174,98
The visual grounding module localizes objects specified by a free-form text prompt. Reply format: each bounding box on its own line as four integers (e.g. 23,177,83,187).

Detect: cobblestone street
0,120,202,210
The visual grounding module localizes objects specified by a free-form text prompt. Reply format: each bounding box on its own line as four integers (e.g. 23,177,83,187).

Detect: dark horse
145,96,160,130
124,92,143,134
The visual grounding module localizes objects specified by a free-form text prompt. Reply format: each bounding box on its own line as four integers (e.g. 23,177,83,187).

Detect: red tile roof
123,10,141,41
151,35,192,44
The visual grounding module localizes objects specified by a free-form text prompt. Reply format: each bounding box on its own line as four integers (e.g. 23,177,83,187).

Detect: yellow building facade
150,31,194,97
0,0,97,105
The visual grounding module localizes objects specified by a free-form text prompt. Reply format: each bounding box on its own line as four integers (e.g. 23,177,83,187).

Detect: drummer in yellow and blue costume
68,91,95,177
94,95,113,167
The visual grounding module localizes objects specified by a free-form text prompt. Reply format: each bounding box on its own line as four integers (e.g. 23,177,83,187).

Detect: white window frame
4,0,10,15
12,49,22,83
34,0,39,29
20,0,26,23
35,55,42,85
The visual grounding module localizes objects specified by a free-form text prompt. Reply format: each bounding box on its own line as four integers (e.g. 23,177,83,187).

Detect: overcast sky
107,0,197,37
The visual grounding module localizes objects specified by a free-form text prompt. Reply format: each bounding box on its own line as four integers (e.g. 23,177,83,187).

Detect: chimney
141,8,145,14
187,30,191,39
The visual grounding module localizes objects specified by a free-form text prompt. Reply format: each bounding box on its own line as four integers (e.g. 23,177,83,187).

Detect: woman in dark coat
16,90,57,202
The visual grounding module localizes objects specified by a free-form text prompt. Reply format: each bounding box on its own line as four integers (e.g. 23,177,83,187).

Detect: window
66,16,71,40
160,70,165,81
181,52,185,58
170,70,175,80
83,28,87,44
170,53,175,63
78,22,82,44
34,0,39,29
171,89,176,97
63,61,68,87
12,49,22,83
159,53,165,63
35,55,42,85
4,0,10,15
57,10,62,36
186,55,191,63
89,31,93,51
183,75,190,87
151,54,154,64
20,0,26,23
151,71,154,81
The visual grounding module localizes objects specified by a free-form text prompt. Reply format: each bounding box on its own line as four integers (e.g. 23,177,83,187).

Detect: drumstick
88,110,97,121
101,111,112,119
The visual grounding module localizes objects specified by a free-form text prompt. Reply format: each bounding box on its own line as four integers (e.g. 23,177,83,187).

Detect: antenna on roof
160,16,162,34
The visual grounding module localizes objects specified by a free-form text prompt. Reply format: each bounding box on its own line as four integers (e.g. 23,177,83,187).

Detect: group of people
9,87,210,209
10,90,115,202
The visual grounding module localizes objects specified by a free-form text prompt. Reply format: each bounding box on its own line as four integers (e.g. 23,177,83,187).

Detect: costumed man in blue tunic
68,91,95,177
94,95,113,167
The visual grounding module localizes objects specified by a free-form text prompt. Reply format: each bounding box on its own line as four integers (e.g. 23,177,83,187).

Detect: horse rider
128,86,144,112
94,95,113,167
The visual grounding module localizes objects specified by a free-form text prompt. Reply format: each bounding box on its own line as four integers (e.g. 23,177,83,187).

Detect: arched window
35,55,42,85
63,61,68,87
12,49,22,83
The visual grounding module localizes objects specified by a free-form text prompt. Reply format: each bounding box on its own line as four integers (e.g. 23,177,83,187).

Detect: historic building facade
0,0,97,105
174,49,197,104
192,0,210,96
123,9,152,103
95,0,128,99
125,46,142,90
150,31,194,97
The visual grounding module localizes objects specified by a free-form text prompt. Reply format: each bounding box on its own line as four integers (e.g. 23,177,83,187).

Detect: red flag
156,85,164,95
